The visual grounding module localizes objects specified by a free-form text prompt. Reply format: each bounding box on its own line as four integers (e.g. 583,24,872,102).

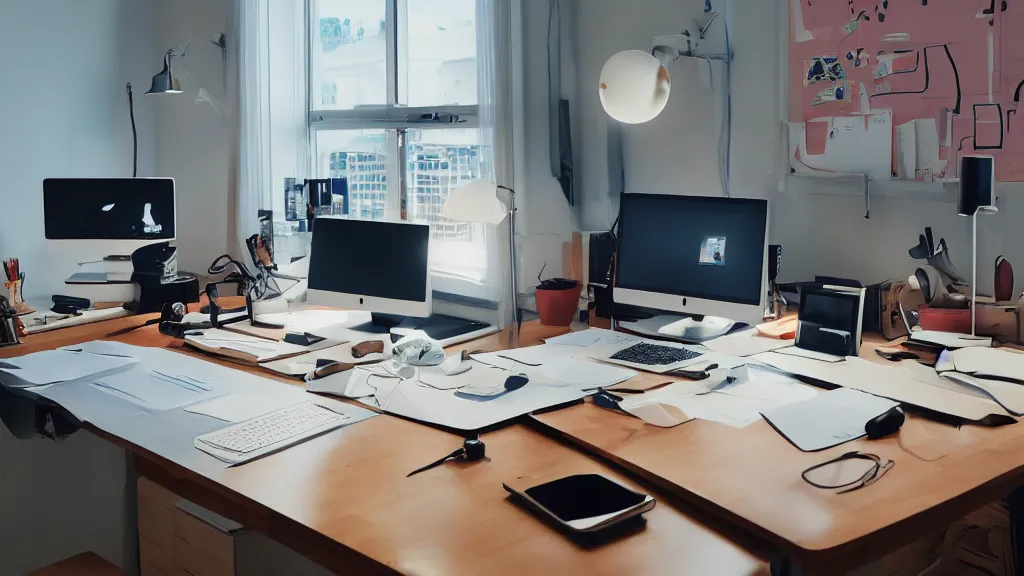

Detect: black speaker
768,245,782,283
959,155,996,216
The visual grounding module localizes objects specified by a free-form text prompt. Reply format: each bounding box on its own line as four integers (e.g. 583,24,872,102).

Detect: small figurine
3,258,36,316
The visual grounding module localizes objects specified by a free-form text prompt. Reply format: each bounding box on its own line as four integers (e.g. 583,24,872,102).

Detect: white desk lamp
958,155,997,336
441,181,520,344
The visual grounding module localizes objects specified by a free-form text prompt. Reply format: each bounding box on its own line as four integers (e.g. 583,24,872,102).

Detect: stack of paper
908,331,992,349
184,328,344,364
545,328,640,348
617,366,818,429
0,349,138,388
761,388,898,451
704,328,795,357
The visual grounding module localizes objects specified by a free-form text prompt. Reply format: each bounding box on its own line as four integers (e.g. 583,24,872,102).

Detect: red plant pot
535,282,581,327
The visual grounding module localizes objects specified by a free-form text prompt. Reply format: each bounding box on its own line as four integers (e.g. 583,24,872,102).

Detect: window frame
306,0,492,299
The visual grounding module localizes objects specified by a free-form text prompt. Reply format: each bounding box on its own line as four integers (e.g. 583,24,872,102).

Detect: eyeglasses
801,452,894,494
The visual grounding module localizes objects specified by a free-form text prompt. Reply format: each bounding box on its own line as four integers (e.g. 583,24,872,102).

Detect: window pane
404,128,489,282
314,0,387,110
401,0,478,107
317,130,389,220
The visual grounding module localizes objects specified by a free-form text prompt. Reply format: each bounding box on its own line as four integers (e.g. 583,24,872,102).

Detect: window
309,0,493,296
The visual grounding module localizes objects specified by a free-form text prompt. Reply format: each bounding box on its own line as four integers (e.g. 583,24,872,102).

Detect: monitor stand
656,315,736,342
350,313,407,335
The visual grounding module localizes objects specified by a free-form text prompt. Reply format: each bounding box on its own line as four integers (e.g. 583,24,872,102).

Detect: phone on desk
502,474,655,534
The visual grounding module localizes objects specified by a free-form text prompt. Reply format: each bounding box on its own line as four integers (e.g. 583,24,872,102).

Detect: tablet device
502,474,655,533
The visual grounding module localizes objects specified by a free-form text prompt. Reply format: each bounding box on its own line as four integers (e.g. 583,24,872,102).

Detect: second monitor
614,193,769,339
307,217,432,318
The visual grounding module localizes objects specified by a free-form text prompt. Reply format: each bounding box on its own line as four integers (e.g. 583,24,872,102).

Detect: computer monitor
43,178,176,240
614,193,769,331
306,217,432,318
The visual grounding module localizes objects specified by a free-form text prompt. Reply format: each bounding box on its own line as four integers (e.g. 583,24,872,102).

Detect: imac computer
613,193,769,341
306,217,499,344
307,217,432,319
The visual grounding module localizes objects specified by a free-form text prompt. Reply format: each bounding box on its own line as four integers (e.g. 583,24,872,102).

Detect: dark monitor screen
43,178,176,240
615,194,767,305
308,218,430,302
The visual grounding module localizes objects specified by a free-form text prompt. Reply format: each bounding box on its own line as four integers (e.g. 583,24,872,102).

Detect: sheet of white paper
89,367,217,411
704,329,795,357
753,352,1010,422
254,310,358,334
790,113,893,181
183,392,305,423
940,372,1024,416
497,344,580,366
909,330,992,349
714,366,820,403
948,347,1024,382
535,359,637,390
360,374,588,432
545,328,640,348
185,328,341,363
308,366,393,398
0,350,138,387
773,346,846,363
761,388,899,451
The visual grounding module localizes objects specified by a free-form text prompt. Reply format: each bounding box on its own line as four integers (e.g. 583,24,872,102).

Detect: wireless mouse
865,406,905,439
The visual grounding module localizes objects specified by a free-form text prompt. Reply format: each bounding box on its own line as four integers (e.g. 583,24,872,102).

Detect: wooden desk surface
1,313,769,576
532,336,1024,571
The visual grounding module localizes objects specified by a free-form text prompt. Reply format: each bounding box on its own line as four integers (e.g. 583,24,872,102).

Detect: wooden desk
532,338,1024,573
2,316,770,575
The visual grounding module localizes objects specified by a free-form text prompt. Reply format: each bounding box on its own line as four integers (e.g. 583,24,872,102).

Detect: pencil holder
5,279,34,315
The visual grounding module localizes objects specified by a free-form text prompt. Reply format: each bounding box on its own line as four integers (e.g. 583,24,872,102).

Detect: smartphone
503,474,655,533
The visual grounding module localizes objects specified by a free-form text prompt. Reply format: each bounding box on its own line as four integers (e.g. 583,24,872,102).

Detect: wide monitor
43,178,176,240
306,217,431,318
614,193,769,329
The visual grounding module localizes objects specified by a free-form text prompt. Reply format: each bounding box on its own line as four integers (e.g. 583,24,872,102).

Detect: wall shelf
780,172,961,203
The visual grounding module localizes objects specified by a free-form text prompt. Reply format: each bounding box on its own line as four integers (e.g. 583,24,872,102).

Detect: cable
127,83,137,177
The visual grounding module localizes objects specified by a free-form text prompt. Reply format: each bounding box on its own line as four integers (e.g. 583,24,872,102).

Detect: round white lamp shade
599,50,671,124
441,180,509,225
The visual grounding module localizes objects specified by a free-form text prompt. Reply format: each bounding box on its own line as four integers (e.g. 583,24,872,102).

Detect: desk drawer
141,535,175,576
173,508,235,576
138,478,178,552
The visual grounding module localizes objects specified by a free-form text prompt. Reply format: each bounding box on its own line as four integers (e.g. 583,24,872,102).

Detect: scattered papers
623,402,694,428
909,331,993,349
260,340,388,377
498,344,580,366
545,328,639,348
89,367,217,411
704,328,795,357
940,347,1024,382
358,374,588,432
184,328,343,364
754,352,1012,423
0,350,138,387
184,392,304,423
535,359,637,390
761,388,898,451
617,366,818,428
22,307,130,335
940,372,1024,416
773,346,845,363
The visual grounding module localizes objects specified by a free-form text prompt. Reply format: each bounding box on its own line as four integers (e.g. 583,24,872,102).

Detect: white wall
0,0,158,298
0,2,151,570
570,0,1022,297
516,0,580,293
153,0,233,276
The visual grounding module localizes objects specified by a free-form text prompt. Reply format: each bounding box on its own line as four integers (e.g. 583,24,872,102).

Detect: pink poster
790,0,1024,181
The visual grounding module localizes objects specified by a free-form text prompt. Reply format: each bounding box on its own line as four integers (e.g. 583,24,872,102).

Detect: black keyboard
610,343,703,366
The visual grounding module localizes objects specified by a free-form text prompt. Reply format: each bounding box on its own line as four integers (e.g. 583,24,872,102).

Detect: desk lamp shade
441,180,509,225
147,52,182,95
599,50,671,124
959,155,996,216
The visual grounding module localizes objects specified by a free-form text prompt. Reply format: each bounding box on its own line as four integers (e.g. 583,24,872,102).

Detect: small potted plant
533,264,581,326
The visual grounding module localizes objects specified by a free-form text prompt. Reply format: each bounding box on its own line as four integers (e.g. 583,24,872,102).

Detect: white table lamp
441,181,520,342
958,155,997,336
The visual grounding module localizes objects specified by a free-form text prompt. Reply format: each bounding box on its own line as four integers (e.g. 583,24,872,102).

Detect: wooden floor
26,552,123,576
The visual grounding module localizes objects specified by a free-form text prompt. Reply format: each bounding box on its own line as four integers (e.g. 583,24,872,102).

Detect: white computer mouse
392,334,446,367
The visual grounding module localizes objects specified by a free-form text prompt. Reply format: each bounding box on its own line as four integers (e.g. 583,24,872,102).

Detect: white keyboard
200,402,348,454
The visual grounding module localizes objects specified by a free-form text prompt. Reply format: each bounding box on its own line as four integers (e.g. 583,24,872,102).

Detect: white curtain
477,0,516,325
228,0,272,260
